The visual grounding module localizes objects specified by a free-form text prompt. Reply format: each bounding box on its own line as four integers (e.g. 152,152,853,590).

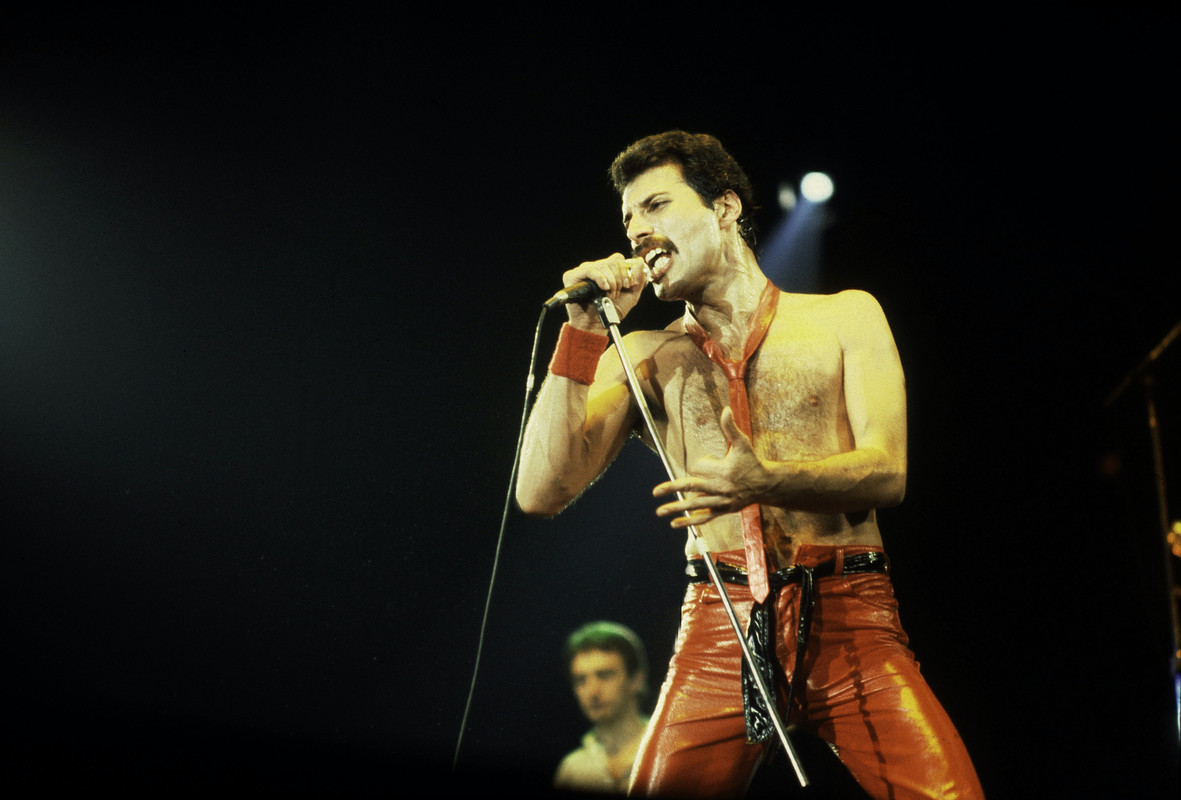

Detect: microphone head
544,279,603,309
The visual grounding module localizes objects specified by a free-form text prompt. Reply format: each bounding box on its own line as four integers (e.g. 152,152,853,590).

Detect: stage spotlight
777,182,798,212
800,172,834,203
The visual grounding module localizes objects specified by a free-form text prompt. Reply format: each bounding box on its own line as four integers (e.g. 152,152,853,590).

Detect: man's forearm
761,447,906,514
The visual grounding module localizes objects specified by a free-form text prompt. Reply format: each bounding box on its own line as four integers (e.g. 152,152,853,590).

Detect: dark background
2,7,1178,798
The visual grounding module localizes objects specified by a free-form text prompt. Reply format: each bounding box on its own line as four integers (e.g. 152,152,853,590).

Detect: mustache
633,235,677,259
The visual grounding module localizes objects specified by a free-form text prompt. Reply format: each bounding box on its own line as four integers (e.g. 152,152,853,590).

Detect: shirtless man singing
516,131,984,799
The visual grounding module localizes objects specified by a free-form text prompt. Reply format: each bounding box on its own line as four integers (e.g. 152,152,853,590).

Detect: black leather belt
686,551,890,743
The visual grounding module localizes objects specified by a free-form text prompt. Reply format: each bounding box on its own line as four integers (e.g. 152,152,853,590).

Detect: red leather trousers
628,545,984,799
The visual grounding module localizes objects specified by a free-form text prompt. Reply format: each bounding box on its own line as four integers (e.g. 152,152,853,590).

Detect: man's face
570,649,641,726
621,163,723,300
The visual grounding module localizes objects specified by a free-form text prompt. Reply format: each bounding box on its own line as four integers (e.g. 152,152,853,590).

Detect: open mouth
637,239,676,282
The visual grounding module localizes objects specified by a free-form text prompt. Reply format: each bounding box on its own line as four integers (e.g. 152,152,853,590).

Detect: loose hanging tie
683,279,780,603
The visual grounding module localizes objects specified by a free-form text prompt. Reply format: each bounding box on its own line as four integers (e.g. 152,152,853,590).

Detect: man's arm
515,347,637,516
652,290,907,525
515,254,647,517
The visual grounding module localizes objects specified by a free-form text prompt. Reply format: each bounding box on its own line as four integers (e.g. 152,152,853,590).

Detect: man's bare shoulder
618,318,691,354
778,289,891,335
779,288,883,316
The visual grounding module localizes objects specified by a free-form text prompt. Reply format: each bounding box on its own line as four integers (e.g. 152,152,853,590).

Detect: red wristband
548,324,608,385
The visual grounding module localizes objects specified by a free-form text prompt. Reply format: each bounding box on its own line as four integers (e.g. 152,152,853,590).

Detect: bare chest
644,322,850,469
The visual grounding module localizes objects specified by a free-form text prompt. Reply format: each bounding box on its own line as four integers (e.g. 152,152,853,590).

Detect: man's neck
685,249,770,356
592,710,646,755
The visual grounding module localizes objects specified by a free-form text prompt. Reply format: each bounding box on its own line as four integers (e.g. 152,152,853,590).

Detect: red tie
684,280,780,603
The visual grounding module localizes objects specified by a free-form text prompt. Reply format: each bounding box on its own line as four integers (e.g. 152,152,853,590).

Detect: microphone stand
1106,318,1181,713
592,295,809,788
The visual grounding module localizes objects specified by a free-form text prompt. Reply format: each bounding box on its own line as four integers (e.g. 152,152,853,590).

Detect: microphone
543,279,604,309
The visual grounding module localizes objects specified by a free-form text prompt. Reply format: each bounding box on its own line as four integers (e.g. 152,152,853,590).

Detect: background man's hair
564,620,648,686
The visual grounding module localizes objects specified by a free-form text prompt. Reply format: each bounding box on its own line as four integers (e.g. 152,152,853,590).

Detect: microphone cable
452,304,550,771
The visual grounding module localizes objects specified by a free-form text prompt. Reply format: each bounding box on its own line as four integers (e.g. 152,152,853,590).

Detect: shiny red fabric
628,545,984,799
682,280,779,603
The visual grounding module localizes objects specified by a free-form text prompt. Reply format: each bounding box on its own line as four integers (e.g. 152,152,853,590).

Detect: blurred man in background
555,621,650,794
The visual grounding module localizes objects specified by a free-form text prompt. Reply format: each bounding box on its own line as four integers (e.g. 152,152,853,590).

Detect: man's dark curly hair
609,130,759,248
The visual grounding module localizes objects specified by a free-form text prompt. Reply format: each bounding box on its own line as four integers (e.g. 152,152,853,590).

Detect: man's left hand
652,408,772,529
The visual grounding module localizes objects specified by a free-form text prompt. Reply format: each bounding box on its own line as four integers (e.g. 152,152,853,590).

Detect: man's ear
714,189,743,230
